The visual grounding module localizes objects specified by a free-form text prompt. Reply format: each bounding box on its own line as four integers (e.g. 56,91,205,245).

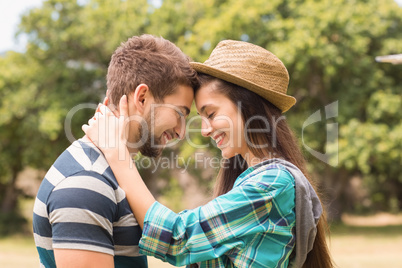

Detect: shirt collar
234,158,282,187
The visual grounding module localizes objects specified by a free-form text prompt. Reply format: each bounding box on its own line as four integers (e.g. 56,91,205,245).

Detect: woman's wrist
103,144,130,166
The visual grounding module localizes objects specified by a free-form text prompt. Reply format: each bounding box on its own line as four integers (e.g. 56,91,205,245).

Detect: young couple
33,34,333,268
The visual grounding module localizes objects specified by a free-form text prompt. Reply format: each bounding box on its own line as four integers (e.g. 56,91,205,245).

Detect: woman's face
195,82,250,159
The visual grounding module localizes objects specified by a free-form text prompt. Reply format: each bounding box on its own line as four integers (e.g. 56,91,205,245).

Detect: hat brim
191,62,296,113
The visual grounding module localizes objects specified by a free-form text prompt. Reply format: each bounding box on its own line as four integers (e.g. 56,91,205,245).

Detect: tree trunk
321,167,350,222
1,161,21,214
0,173,19,213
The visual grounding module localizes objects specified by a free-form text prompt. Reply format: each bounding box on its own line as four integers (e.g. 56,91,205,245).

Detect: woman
83,40,333,267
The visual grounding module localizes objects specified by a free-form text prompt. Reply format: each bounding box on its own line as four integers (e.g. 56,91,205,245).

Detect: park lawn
330,224,402,268
0,235,177,268
1,223,402,268
0,235,40,268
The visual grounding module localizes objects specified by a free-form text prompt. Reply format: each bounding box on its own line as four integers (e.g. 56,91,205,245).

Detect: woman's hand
82,95,129,160
83,95,155,228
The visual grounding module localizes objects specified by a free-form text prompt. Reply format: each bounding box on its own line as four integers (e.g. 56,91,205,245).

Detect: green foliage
0,211,27,236
338,89,402,211
158,176,185,212
0,0,401,229
0,0,152,188
177,0,402,214
339,90,401,175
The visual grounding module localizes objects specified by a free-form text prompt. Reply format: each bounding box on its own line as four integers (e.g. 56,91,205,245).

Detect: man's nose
174,118,186,140
201,117,213,137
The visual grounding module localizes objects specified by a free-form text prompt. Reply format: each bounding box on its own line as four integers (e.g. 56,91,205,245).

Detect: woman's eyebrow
199,104,211,115
196,104,215,115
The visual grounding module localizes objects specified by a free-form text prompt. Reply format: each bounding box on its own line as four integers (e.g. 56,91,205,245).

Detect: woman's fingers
116,95,129,158
118,95,129,145
103,96,109,106
82,99,127,153
99,104,113,117
119,95,128,118
82,124,89,133
88,116,96,126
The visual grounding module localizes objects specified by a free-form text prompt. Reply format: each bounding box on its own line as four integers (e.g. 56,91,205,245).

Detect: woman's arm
83,96,295,266
138,176,294,266
83,95,155,228
106,147,155,229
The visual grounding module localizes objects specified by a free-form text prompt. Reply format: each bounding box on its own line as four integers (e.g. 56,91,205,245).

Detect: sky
0,0,44,53
1,0,402,53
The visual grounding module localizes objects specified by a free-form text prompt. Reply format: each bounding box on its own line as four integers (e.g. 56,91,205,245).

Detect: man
33,34,199,268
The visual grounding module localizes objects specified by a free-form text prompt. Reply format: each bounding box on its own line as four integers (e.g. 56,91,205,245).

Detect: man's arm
47,171,118,267
54,249,114,268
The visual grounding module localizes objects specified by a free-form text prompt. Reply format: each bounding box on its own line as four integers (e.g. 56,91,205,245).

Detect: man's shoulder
37,138,118,202
36,142,121,220
51,139,106,176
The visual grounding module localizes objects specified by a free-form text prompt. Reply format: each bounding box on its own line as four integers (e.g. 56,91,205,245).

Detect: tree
157,0,402,219
0,0,152,231
1,0,401,231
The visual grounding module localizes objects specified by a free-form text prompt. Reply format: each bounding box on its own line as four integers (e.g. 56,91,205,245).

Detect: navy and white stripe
33,138,147,268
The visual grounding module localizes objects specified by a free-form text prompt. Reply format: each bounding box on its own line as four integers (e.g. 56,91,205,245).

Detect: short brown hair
107,34,199,105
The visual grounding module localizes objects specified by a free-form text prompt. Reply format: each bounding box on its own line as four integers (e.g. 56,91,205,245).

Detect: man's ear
131,84,152,114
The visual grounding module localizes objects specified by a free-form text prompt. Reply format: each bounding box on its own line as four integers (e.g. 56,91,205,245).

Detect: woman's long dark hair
197,74,334,268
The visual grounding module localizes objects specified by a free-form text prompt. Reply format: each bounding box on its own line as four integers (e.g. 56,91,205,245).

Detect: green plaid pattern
139,161,296,267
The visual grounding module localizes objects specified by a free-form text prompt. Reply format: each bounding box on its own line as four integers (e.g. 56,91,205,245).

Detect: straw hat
190,40,296,113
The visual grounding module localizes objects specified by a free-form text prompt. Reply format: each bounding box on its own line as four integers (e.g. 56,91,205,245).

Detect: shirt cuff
139,201,177,261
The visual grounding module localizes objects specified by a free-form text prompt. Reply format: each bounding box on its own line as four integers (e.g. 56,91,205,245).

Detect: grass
0,235,40,268
330,224,402,268
2,208,402,267
2,224,402,268
0,234,176,268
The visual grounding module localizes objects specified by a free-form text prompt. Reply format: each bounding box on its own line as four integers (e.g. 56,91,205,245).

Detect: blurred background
0,0,401,267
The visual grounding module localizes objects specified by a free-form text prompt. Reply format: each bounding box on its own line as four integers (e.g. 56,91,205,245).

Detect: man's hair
107,34,199,105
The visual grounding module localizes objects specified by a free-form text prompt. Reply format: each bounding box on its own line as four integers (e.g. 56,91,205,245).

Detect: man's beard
136,113,164,158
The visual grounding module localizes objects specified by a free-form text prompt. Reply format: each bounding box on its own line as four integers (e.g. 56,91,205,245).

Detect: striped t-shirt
33,138,147,268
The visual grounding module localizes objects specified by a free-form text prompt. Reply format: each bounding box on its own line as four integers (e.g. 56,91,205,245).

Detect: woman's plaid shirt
139,161,296,267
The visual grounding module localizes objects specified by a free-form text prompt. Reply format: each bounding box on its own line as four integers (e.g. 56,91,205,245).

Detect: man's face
127,85,194,157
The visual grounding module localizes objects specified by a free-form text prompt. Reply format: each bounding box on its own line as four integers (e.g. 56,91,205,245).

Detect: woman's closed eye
207,112,215,120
